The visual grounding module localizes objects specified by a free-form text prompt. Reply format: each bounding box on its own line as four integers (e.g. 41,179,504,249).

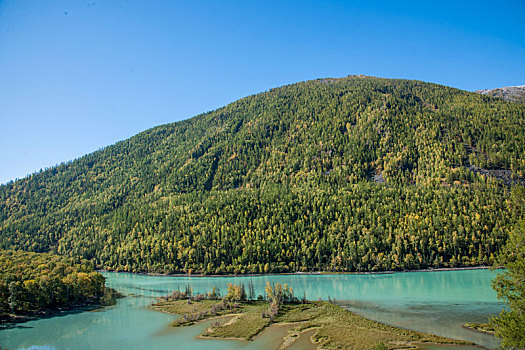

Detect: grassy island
151,282,472,349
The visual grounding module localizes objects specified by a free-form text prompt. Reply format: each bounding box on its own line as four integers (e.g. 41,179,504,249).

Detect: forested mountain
1,76,524,274
477,85,525,105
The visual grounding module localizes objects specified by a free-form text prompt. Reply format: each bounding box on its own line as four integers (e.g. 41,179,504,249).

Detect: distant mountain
476,85,525,104
1,76,524,274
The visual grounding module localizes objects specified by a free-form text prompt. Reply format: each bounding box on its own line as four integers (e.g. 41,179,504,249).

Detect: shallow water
0,269,503,349
287,328,317,350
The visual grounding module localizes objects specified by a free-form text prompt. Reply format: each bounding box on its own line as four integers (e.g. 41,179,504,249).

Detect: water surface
0,269,503,349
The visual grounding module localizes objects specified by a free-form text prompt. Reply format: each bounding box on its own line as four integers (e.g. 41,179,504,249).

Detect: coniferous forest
1,76,524,274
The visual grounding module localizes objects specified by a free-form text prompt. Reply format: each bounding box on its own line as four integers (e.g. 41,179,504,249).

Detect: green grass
207,303,270,340
151,299,218,315
300,302,469,349
151,299,473,349
274,303,324,323
150,299,233,326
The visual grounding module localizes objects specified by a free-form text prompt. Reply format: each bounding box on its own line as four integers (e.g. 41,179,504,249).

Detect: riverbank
97,265,499,279
1,303,102,327
150,299,474,349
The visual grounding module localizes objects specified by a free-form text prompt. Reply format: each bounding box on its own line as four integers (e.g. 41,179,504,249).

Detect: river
0,269,503,349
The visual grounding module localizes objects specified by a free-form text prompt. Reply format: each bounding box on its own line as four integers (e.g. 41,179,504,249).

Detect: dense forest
0,250,105,318
1,76,524,274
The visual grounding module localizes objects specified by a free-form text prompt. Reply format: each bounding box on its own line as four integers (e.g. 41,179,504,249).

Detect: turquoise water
0,269,503,349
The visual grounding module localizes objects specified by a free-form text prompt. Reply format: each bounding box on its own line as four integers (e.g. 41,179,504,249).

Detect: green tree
491,219,525,348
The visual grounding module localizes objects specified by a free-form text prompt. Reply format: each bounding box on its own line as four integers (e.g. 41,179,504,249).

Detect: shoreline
462,323,496,336
0,303,103,326
0,287,123,326
97,265,501,278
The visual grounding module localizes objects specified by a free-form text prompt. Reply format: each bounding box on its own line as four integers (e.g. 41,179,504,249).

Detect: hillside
477,85,525,105
1,76,525,274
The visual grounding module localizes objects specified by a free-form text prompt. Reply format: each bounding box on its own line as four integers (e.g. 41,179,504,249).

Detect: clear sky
1,0,524,184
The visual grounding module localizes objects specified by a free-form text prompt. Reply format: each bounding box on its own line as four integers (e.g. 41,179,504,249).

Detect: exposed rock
476,85,525,104
369,170,385,183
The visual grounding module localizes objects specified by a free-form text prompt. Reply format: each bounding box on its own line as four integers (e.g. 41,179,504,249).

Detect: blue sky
1,0,524,184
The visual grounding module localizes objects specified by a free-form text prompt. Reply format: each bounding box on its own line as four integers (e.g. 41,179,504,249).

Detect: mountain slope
477,85,525,105
1,76,524,273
